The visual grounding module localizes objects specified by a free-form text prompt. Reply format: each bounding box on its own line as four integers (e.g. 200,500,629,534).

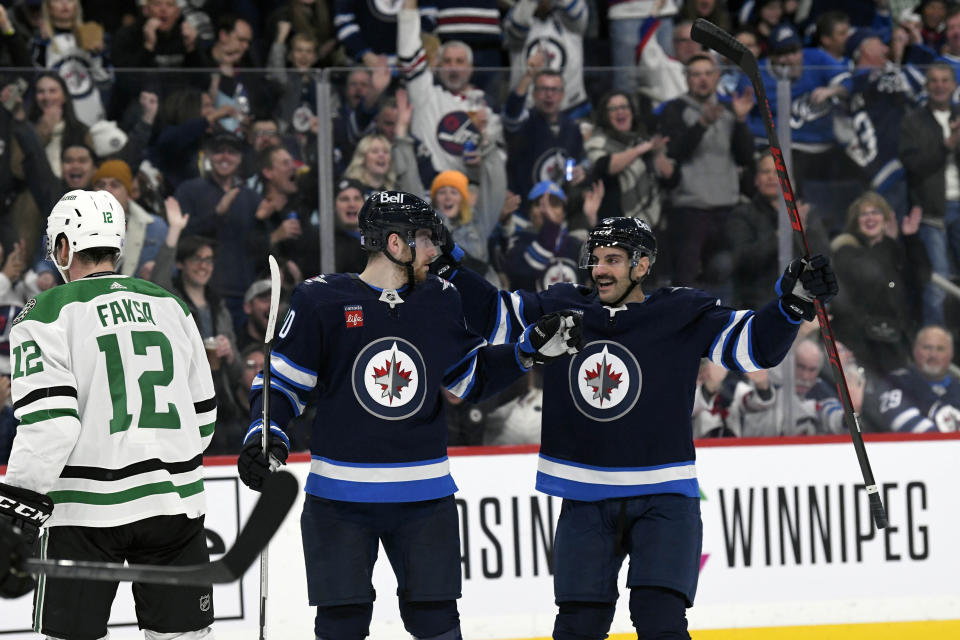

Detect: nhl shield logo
568,341,642,422
199,593,211,612
352,337,428,420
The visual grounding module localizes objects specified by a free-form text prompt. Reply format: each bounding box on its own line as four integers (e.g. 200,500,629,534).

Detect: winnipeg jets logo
372,348,413,403
352,337,427,420
568,341,642,421
583,347,623,404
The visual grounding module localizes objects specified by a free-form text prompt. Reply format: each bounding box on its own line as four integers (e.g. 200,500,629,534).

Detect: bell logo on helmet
380,192,405,204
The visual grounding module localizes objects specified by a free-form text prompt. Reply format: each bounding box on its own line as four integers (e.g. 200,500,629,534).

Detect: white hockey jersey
397,7,503,174
504,0,588,113
42,33,110,127
4,274,216,528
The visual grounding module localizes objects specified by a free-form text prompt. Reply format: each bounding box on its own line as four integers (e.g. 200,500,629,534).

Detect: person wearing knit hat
92,159,133,195
430,170,472,224
92,159,168,279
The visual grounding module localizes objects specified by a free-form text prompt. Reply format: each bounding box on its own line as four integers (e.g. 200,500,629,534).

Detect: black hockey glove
517,311,584,365
0,519,35,599
238,434,290,492
0,482,53,545
776,255,838,322
429,225,465,280
0,482,53,599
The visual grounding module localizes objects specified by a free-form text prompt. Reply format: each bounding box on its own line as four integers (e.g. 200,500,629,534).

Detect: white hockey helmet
46,189,125,281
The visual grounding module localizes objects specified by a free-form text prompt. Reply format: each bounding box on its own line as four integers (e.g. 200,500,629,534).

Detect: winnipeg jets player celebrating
0,190,218,637
237,190,580,640
435,217,838,639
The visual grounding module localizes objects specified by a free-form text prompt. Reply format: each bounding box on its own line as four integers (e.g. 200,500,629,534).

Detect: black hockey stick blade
22,470,298,586
691,18,757,76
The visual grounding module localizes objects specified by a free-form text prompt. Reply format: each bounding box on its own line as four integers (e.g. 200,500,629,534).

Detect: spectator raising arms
829,193,930,377
34,0,111,127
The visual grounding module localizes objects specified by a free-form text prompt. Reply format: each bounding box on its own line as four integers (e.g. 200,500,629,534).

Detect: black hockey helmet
358,190,445,253
579,216,657,269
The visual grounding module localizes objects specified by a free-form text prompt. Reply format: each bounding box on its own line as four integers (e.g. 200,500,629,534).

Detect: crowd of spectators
2,0,960,459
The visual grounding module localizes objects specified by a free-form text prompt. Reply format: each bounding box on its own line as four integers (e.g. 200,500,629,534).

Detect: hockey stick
260,254,282,640
691,18,889,530
20,470,298,585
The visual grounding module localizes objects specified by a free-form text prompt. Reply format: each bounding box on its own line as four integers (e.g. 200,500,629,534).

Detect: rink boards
1,433,958,639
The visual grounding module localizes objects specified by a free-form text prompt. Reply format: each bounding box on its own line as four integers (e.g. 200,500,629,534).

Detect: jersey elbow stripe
193,396,217,414
18,407,80,425
446,353,480,399
890,407,920,431
252,376,307,415
732,315,761,372
489,295,511,345
13,386,78,411
509,292,526,328
270,352,317,389
709,310,749,366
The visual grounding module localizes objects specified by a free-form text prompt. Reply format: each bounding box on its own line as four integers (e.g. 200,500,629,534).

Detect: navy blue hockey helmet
358,190,445,253
579,216,657,269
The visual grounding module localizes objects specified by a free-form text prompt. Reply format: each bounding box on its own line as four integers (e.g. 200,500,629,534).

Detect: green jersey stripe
16,276,190,325
19,407,80,425
48,479,205,505
199,422,215,437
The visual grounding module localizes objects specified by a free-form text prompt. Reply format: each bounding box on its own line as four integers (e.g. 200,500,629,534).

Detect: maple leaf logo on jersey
583,352,623,405
372,351,413,404
569,342,642,421
352,337,427,420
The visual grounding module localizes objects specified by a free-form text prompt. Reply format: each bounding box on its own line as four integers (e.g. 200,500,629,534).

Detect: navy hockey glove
238,433,290,492
517,311,583,365
429,225,465,280
776,255,838,322
0,519,35,599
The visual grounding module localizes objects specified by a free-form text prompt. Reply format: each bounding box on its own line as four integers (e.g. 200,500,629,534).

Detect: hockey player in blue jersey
432,216,838,639
873,325,960,433
236,190,582,640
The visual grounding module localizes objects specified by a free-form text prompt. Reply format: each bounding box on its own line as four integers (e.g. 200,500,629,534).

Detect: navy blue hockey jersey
247,273,527,502
836,65,919,191
451,268,800,501
874,366,960,433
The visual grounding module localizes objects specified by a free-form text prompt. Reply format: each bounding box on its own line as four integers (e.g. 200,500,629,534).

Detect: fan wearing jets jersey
0,190,218,638
431,216,838,639
237,190,581,640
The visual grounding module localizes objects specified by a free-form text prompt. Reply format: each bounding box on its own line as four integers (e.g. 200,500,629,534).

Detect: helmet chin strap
604,255,646,307
384,242,417,291
52,241,74,284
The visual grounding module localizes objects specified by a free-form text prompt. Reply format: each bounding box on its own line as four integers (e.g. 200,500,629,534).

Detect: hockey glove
429,225,465,280
776,255,838,322
0,482,53,545
0,519,35,599
238,432,290,492
517,311,584,366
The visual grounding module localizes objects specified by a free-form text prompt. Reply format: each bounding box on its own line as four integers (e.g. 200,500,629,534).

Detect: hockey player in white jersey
0,190,218,638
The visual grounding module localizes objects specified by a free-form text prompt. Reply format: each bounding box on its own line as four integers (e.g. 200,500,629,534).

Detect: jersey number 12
97,330,181,433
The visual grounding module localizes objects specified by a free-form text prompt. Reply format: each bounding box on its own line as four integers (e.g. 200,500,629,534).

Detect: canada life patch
344,304,363,328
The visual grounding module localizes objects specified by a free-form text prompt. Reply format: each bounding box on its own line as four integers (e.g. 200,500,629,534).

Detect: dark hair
161,88,205,127
28,72,87,142
533,69,564,86
54,234,119,265
258,144,285,173
680,0,730,32
594,91,646,137
176,235,216,263
60,143,97,164
815,10,850,45
216,13,247,38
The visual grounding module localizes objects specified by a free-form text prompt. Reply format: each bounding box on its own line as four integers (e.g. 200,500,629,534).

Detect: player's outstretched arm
430,228,545,344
